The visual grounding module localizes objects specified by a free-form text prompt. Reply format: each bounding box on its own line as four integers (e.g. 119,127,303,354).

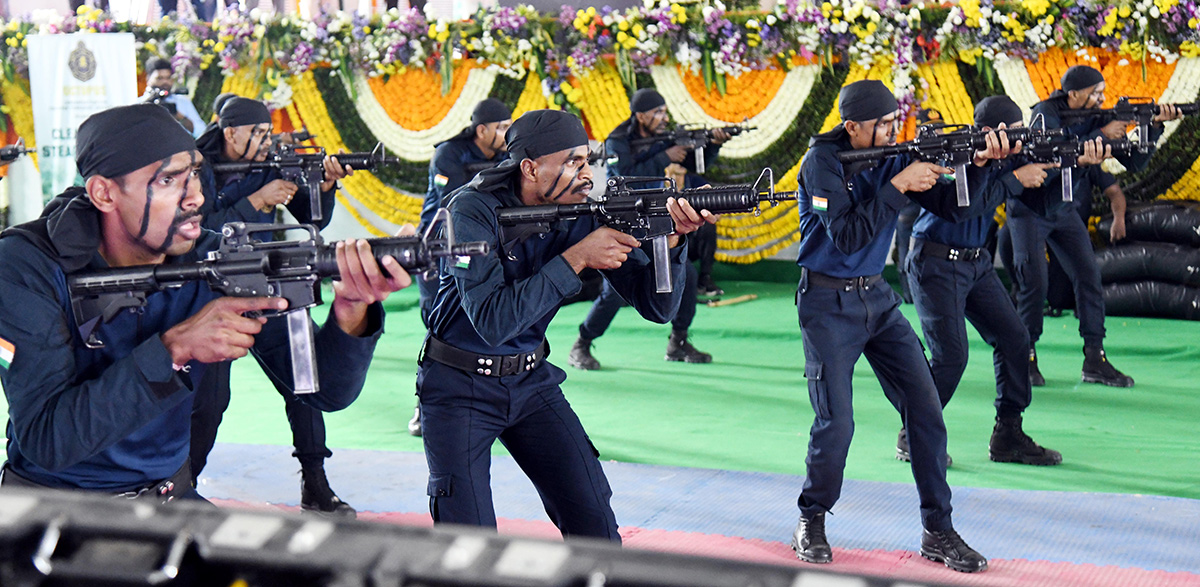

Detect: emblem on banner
68,41,97,82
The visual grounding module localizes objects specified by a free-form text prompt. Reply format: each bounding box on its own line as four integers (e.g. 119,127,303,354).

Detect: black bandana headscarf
838,80,899,122
76,104,197,179
974,95,1024,128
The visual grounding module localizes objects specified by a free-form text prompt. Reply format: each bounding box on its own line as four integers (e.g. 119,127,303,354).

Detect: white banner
27,33,136,199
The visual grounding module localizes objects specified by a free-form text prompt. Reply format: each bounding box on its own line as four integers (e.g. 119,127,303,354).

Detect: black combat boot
895,428,952,467
988,415,1062,465
301,463,356,518
665,330,712,363
790,512,833,564
1081,346,1134,387
568,337,601,370
698,274,724,297
1029,348,1045,387
921,527,988,573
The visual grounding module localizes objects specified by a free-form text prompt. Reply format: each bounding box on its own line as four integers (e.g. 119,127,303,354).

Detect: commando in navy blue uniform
190,97,357,516
417,110,703,540
420,98,513,326
790,80,997,573
0,105,394,500
569,89,721,371
1009,66,1174,387
902,96,1062,467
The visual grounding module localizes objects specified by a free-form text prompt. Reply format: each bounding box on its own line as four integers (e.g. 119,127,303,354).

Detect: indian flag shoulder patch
434,174,449,188
812,196,828,211
0,336,14,369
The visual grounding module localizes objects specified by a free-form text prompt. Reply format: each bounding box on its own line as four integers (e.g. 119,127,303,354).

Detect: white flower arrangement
349,68,499,161
648,63,820,159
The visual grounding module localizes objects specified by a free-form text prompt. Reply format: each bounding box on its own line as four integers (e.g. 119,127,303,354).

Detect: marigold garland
918,61,975,126
219,67,262,98
678,65,788,123
289,71,422,228
351,68,498,161
366,62,478,131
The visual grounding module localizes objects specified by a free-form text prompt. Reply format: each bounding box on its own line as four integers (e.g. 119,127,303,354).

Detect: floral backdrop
1,1,1199,262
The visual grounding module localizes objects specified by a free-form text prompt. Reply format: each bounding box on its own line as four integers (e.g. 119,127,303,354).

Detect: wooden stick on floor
705,294,758,308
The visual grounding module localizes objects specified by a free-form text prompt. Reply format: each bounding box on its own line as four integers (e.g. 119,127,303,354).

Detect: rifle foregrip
679,190,762,214
329,153,399,169
311,237,491,278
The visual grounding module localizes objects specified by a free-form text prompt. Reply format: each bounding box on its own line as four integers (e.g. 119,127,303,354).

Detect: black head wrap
441,98,514,145
76,104,196,179
974,95,1024,128
629,88,666,114
471,98,512,125
217,97,271,129
1060,65,1104,93
212,92,237,117
505,110,589,162
838,80,899,122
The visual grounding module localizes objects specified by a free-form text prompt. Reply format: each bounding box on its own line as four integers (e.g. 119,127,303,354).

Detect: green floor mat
6,278,1195,500
209,279,1200,500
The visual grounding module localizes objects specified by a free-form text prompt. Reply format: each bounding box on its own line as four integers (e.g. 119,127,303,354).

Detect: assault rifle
1,139,33,163
629,124,755,174
496,168,794,293
836,123,1045,208
1018,128,1137,202
1060,97,1200,153
211,142,400,222
68,209,488,394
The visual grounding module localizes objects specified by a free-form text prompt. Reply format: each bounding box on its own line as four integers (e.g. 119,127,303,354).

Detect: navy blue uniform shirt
912,157,1022,248
604,118,719,182
199,163,335,232
1020,94,1159,217
0,192,384,491
423,136,507,231
426,166,687,385
796,128,998,277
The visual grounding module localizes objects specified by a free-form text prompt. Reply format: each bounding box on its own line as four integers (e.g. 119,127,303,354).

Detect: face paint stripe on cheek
136,158,173,239
542,165,568,202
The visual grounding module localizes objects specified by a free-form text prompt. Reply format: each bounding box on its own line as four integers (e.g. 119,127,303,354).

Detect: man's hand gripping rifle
67,209,488,394
1017,117,1137,202
629,124,755,174
210,142,401,222
496,168,795,294
838,123,1041,208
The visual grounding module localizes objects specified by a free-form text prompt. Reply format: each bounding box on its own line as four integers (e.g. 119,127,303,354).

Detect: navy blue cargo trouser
416,360,621,541
796,269,953,531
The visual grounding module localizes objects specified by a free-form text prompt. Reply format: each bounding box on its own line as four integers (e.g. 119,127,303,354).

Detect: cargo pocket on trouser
804,362,831,420
427,473,452,522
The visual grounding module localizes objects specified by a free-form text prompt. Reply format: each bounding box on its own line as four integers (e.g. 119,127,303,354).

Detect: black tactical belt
804,269,884,291
919,240,987,262
423,336,547,377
